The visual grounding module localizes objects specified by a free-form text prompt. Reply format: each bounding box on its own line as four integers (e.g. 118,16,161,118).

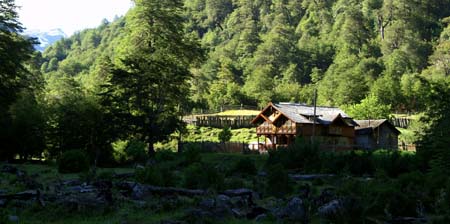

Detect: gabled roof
252,102,357,126
355,119,401,135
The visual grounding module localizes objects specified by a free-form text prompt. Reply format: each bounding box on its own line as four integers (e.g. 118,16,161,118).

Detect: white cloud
16,0,133,35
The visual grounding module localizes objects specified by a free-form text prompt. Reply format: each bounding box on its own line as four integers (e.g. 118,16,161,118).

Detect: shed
355,119,400,150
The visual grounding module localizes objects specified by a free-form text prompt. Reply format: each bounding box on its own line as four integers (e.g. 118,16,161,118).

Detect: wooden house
251,102,358,151
355,119,400,150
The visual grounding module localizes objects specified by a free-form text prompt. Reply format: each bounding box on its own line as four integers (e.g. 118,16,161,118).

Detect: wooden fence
390,117,412,128
186,115,256,128
190,105,259,115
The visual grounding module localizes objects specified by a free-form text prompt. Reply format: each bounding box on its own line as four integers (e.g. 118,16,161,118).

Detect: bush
230,157,257,176
181,145,202,165
183,162,224,190
347,151,375,176
224,177,246,189
155,149,177,162
125,140,148,163
135,164,175,187
218,126,232,143
58,150,89,173
266,164,291,197
266,138,321,172
372,150,417,177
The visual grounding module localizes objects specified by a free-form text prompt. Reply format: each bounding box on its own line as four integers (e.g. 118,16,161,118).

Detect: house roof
355,119,401,135
252,102,357,126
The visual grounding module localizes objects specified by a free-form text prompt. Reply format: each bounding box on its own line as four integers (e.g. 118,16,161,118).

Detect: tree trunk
148,141,156,158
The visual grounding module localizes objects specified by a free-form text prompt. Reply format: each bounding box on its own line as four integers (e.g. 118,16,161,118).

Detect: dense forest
39,0,450,111
1,0,449,160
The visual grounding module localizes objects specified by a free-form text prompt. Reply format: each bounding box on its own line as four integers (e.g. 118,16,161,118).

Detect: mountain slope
24,29,67,52
39,0,450,113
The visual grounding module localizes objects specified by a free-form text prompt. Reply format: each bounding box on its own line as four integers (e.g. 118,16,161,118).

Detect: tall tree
0,0,37,159
103,0,203,157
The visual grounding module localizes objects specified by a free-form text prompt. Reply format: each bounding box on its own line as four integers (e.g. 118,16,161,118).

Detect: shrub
125,140,148,163
58,150,89,173
218,126,232,143
181,145,202,165
320,152,348,174
266,164,291,197
224,177,246,189
183,162,224,190
230,157,257,176
347,151,375,176
266,138,320,172
155,149,177,162
372,150,416,177
135,164,175,187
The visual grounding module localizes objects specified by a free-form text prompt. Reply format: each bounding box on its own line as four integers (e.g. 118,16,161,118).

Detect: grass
17,203,186,224
182,125,260,144
202,152,268,170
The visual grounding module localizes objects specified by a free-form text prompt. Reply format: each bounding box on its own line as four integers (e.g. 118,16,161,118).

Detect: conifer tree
102,0,203,157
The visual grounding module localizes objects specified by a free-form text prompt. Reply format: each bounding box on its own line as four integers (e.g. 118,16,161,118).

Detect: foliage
229,157,257,176
266,164,291,198
266,138,321,172
58,150,89,173
415,79,450,174
135,164,175,187
101,0,203,157
0,0,39,160
124,140,148,163
218,126,232,143
154,149,177,162
344,94,392,120
7,90,46,160
183,162,224,190
181,144,202,165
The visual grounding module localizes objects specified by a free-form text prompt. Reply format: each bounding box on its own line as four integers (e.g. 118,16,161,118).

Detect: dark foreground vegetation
1,139,450,223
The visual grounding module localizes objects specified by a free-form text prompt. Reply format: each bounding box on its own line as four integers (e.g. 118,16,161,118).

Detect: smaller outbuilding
355,119,400,150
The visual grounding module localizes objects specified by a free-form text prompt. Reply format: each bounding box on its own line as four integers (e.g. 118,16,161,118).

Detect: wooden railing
188,115,256,128
256,126,296,135
390,117,412,128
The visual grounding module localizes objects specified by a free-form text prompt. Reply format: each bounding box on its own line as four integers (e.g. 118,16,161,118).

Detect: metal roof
355,119,401,135
272,103,354,125
355,119,388,129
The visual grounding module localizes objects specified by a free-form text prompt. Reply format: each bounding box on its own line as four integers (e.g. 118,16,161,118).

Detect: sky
16,0,133,35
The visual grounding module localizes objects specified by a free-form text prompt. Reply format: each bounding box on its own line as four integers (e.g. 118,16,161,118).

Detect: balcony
256,126,296,135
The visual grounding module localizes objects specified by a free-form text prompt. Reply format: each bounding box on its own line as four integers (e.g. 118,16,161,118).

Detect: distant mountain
24,29,67,52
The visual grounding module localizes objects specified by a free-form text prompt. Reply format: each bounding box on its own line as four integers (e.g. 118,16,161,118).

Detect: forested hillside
2,0,449,162
40,0,450,112
2,1,450,222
